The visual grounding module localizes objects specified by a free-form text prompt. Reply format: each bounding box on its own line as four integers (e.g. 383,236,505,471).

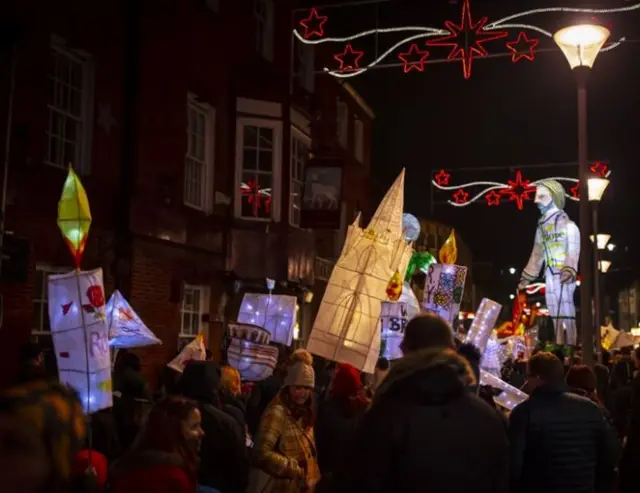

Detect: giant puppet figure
518,180,580,345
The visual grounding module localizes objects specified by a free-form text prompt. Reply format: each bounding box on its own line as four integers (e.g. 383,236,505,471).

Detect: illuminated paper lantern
227,322,279,381
466,298,502,354
167,334,206,373
106,290,161,348
482,336,506,377
381,302,408,360
48,268,112,413
423,263,467,327
480,369,528,411
307,170,413,373
57,168,92,268
439,229,457,265
237,293,297,346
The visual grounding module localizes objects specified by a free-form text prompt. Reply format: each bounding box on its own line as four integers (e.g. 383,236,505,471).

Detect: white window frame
254,0,274,61
46,36,95,175
180,284,210,342
184,93,215,212
336,100,348,149
235,117,282,222
33,264,68,337
290,127,311,228
294,44,315,93
354,116,364,163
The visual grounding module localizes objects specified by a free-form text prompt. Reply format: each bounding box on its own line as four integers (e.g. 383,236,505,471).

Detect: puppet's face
534,185,554,215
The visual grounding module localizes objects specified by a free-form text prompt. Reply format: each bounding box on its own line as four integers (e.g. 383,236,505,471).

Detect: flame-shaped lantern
57,168,92,267
439,229,458,265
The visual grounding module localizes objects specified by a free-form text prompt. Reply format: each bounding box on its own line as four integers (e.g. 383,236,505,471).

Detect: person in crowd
70,449,108,493
368,357,390,397
620,347,640,491
113,352,151,450
0,379,87,493
178,360,249,493
566,364,615,428
509,352,620,493
594,351,612,411
609,346,635,437
247,343,292,436
15,342,47,384
255,349,320,493
457,342,481,393
324,314,509,493
109,396,204,493
219,365,250,442
315,362,369,483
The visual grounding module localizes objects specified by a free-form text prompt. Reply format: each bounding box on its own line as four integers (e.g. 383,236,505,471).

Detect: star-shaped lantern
334,44,365,72
434,169,451,186
499,171,535,210
453,188,469,204
506,32,540,62
397,43,430,73
570,182,580,199
299,8,328,39
427,0,508,79
485,190,501,206
590,161,609,177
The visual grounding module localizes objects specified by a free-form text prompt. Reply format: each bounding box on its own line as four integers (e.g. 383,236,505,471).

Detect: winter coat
322,348,509,493
255,393,320,493
314,394,367,477
178,361,249,493
109,450,196,493
247,373,285,436
509,383,620,493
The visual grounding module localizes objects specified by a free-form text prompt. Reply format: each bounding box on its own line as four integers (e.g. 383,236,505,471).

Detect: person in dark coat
619,346,640,492
177,361,249,493
324,314,509,493
15,342,47,384
509,352,620,493
315,362,369,482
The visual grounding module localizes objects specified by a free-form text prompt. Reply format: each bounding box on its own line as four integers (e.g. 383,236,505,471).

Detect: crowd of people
1,313,639,493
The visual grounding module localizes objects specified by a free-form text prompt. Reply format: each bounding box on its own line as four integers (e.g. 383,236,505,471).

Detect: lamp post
554,23,610,367
588,177,610,363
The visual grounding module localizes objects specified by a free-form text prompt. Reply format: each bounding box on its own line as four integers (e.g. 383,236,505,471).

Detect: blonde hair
220,366,241,396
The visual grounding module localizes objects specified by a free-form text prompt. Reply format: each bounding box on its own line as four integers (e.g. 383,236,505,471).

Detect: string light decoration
293,1,640,79
299,8,328,39
397,43,430,73
431,167,612,209
426,0,508,79
241,180,272,216
506,32,540,62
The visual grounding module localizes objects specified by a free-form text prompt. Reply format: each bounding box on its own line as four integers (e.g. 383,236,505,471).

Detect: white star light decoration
294,0,639,80
431,162,612,210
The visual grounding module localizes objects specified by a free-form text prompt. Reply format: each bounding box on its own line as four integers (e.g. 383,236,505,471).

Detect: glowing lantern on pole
57,167,92,268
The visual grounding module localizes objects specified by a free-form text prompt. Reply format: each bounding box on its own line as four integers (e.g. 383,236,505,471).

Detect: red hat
72,449,108,489
331,363,361,398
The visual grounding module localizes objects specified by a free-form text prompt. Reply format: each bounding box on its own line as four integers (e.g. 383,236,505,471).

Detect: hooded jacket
324,348,509,493
178,361,249,493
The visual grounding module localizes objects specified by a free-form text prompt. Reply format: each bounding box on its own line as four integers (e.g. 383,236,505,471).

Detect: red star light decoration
398,43,430,73
434,169,451,186
590,161,608,177
570,182,580,199
427,0,508,79
485,190,501,206
334,44,365,72
299,8,328,39
506,32,540,62
500,171,535,210
453,188,469,204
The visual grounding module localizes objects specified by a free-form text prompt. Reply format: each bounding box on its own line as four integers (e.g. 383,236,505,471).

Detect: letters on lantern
48,268,112,413
381,301,408,360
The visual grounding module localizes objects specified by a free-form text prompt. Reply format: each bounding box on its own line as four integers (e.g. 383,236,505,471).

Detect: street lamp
606,243,616,252
508,267,516,275
598,260,612,273
590,234,611,250
588,177,609,363
554,22,610,367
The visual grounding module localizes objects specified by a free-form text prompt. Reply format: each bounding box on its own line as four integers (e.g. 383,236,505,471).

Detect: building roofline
342,82,375,120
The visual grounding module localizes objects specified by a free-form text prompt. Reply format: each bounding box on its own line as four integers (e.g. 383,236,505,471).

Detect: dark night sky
301,0,640,275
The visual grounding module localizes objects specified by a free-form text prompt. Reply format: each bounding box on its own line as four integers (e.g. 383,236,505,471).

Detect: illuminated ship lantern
107,290,161,348
167,333,206,373
307,169,413,373
466,298,502,354
237,293,297,346
226,322,279,381
423,230,467,327
48,268,112,413
47,168,112,413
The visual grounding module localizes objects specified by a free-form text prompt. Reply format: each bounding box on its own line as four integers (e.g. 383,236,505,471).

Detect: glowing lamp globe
553,24,610,69
598,260,612,273
589,234,611,250
587,177,610,201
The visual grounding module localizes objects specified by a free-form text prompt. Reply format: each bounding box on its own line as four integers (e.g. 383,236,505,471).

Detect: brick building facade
0,0,373,387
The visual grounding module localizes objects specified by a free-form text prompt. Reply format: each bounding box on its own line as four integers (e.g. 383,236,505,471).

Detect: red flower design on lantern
87,285,105,308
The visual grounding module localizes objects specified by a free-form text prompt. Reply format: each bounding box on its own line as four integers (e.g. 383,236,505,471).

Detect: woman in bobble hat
255,349,320,492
